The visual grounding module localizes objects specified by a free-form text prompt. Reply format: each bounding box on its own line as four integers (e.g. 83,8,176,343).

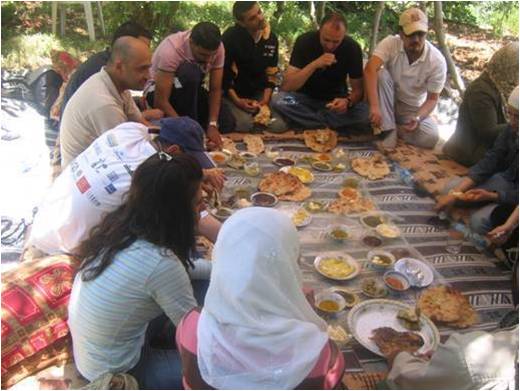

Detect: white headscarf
197,208,328,390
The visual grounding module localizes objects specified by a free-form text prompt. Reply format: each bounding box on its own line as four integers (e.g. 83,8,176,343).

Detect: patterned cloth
218,138,514,374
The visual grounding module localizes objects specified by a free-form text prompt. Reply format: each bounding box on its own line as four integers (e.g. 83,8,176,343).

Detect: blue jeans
128,279,209,389
271,91,370,133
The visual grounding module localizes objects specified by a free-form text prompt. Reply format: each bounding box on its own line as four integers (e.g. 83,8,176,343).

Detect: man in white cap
435,86,519,235
364,7,447,150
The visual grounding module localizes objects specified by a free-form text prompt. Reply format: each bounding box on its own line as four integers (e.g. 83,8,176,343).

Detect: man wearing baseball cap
435,86,518,235
364,7,447,150
27,117,224,258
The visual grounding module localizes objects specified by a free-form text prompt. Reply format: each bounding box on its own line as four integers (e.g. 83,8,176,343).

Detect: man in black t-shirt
272,13,369,132
221,2,287,132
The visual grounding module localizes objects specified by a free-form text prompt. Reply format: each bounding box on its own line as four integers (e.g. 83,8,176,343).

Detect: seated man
364,7,447,150
146,22,233,149
60,36,159,167
28,117,225,258
59,21,154,120
435,86,518,235
221,1,287,133
272,12,369,133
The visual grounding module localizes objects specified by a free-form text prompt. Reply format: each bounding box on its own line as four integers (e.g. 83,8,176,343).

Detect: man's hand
206,125,223,150
369,105,382,128
463,188,498,202
487,223,513,245
236,98,260,113
203,168,226,192
326,98,349,114
434,194,457,212
313,53,337,69
142,108,165,121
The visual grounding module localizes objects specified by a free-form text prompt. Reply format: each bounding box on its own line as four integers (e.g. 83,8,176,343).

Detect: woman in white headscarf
175,207,345,389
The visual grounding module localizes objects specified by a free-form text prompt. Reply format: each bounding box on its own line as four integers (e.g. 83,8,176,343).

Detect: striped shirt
68,239,205,381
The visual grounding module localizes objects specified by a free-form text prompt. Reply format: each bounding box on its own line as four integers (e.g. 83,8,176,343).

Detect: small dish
367,250,396,271
383,271,411,292
273,157,296,167
326,224,350,242
360,213,388,229
394,258,434,288
239,151,258,160
331,287,360,308
211,207,234,221
315,153,332,162
227,154,246,169
362,235,383,247
376,223,401,239
333,163,347,173
250,192,278,207
280,166,314,184
314,255,360,281
311,161,333,172
338,187,360,201
314,291,347,313
342,176,360,189
292,208,312,228
361,277,388,298
302,200,328,213
209,151,229,165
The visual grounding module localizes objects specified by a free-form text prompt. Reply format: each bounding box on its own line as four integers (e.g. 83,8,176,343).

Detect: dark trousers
147,62,235,133
128,279,209,389
271,91,371,133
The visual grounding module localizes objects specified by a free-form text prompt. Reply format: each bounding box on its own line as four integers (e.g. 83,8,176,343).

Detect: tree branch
369,2,385,56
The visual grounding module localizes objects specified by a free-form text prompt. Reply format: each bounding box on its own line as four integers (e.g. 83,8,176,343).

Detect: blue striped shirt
68,239,199,381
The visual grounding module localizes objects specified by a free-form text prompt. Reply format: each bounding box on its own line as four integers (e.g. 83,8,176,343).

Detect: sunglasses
405,31,427,39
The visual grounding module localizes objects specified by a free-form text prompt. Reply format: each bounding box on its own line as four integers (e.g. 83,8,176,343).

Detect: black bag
26,66,63,117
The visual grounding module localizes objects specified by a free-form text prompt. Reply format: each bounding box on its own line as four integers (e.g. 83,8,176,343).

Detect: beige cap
508,86,519,110
399,8,428,35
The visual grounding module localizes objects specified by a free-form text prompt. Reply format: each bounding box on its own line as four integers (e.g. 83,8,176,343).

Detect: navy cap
158,116,215,169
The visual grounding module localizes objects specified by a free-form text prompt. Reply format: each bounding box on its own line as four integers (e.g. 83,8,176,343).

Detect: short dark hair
111,21,152,46
190,22,221,51
320,12,348,31
232,1,257,21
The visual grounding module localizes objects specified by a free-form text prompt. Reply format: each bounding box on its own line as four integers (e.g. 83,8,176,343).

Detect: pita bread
222,137,239,154
243,134,265,155
253,105,271,127
279,185,312,202
304,129,338,152
351,153,390,180
328,197,375,215
418,285,477,328
258,172,311,201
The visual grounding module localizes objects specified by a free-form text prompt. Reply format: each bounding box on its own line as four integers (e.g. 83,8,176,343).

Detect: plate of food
331,287,360,308
314,153,332,162
360,213,388,229
210,207,234,221
209,151,229,165
311,161,333,172
338,187,360,202
326,224,350,242
280,166,315,184
347,299,440,357
250,192,278,207
394,258,434,288
302,200,328,213
292,208,312,228
361,278,388,298
314,254,360,281
367,250,396,271
273,156,296,167
227,153,246,169
376,223,401,239
314,290,347,313
239,151,258,160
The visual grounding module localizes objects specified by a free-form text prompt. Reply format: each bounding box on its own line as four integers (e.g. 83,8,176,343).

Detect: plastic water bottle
396,166,414,187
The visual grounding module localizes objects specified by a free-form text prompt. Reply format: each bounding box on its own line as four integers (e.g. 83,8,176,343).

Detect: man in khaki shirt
60,36,161,167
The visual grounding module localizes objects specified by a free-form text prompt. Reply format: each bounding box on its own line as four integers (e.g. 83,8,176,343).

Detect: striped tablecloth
219,138,514,374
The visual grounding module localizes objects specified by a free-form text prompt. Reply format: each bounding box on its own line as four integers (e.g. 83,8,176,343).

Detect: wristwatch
208,120,219,129
414,115,423,123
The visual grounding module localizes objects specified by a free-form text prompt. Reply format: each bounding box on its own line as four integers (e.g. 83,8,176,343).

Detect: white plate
314,254,361,281
291,208,312,228
347,299,440,357
394,258,434,287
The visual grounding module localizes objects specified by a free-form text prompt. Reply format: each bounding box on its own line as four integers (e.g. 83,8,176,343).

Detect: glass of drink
446,230,464,255
244,161,261,176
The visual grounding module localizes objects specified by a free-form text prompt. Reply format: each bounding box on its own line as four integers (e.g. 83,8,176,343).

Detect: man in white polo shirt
364,7,447,150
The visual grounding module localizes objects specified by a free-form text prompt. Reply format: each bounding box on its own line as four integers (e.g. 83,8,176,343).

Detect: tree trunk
433,1,465,94
310,1,326,29
369,2,385,56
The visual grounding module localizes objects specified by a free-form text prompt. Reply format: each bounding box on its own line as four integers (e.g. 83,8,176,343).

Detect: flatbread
328,197,375,215
243,134,265,155
371,327,424,357
253,105,271,127
303,129,338,152
222,137,238,154
279,185,312,202
258,172,311,201
418,285,477,328
351,153,390,180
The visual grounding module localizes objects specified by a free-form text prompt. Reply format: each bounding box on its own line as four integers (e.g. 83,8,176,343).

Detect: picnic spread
208,132,514,377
